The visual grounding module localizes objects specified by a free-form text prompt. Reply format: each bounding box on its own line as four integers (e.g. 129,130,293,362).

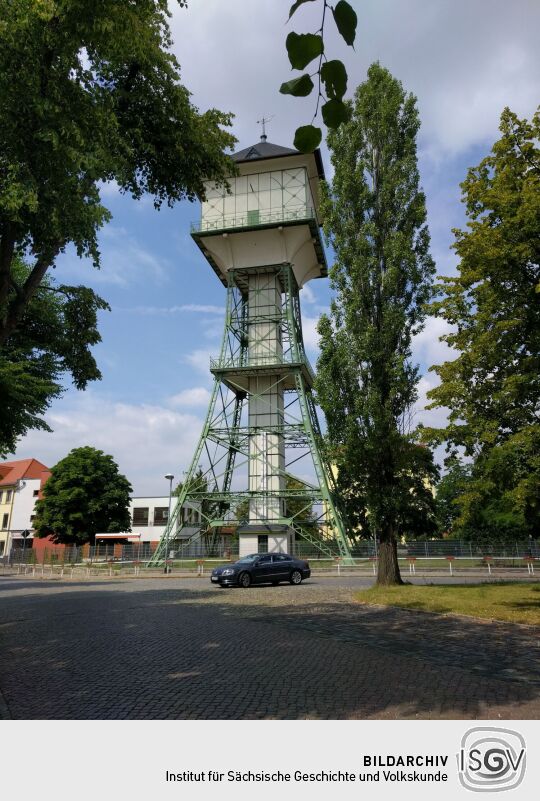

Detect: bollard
446,555,455,576
369,556,377,576
407,557,416,575
524,557,535,575
196,559,204,577
483,556,493,575
335,556,342,576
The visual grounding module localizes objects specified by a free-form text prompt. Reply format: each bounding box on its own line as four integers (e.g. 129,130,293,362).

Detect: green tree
445,433,540,543
0,1,234,450
173,468,220,530
394,444,439,541
425,107,540,454
316,64,435,584
434,459,472,536
33,446,132,545
0,256,107,456
424,108,540,542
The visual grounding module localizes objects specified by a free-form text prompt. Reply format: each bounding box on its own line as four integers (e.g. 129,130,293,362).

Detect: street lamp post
164,473,174,574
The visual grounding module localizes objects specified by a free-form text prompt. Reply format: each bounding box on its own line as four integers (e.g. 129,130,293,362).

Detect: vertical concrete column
247,270,285,523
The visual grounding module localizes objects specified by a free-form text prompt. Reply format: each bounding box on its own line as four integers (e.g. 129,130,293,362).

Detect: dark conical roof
232,139,298,163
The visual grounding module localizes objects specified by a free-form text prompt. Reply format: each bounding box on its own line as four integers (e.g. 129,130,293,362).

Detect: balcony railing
191,206,315,234
210,354,315,382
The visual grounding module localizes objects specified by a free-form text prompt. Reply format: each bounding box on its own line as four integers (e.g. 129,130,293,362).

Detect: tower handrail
191,206,315,234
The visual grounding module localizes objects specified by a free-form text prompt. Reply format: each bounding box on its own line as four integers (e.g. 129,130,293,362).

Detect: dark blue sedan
210,553,310,588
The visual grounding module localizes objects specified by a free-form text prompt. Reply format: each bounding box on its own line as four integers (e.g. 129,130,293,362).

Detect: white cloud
97,179,120,199
183,348,217,374
171,0,540,161
117,304,224,315
168,387,212,407
9,394,204,495
58,226,170,287
412,316,456,369
300,284,316,304
179,304,224,315
302,314,321,355
412,373,451,432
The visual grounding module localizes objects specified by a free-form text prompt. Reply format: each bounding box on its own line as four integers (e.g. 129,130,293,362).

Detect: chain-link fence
3,538,539,566
1,538,538,579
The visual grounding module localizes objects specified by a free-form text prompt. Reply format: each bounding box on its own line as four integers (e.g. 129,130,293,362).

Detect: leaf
280,74,315,97
286,32,324,70
332,0,357,47
321,99,350,128
320,60,348,100
288,0,316,20
294,124,322,152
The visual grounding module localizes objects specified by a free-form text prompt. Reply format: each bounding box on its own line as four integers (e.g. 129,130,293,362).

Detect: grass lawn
355,582,540,626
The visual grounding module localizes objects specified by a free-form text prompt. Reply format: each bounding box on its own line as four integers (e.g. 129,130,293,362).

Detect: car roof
239,552,292,558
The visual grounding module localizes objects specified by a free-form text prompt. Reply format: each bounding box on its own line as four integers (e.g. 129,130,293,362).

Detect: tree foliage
173,468,220,528
434,458,472,536
424,107,540,542
425,108,540,453
0,256,108,456
281,0,358,151
315,64,435,583
455,429,540,542
0,0,235,446
33,446,132,545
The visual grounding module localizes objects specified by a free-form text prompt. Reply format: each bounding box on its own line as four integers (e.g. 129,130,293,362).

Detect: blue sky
11,0,540,493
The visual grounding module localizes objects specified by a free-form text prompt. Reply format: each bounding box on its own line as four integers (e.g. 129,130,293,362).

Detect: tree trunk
0,254,54,347
376,529,403,585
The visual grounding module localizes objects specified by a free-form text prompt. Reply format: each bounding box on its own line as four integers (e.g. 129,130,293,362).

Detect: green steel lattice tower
150,136,352,563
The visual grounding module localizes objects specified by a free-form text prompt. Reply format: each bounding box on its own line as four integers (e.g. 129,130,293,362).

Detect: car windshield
236,554,259,564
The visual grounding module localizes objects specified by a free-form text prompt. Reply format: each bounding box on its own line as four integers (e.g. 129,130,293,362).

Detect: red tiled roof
0,458,50,487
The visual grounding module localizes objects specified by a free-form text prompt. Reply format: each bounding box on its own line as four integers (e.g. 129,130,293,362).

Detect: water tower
150,134,351,562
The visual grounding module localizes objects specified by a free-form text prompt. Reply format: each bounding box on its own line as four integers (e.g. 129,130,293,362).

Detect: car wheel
238,572,251,588
290,570,302,585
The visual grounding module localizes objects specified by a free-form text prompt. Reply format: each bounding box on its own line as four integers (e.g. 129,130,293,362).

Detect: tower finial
257,115,274,142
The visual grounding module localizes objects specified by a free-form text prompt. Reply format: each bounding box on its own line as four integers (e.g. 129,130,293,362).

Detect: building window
132,507,149,527
257,534,268,553
33,490,39,497
0,491,3,503
6,490,12,502
1,513,8,530
153,507,169,526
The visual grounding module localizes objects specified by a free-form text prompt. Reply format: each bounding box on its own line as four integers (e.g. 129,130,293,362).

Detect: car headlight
222,568,235,576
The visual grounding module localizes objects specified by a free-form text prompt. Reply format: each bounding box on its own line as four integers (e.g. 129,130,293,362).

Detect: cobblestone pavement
0,575,538,720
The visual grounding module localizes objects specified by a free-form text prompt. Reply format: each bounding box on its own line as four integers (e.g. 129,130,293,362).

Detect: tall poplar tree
316,64,435,584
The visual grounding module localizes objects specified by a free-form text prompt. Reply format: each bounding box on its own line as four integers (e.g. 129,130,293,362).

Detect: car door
251,554,274,583
272,553,292,579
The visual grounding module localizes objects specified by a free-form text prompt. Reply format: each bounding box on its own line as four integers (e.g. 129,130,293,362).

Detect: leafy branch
280,0,358,152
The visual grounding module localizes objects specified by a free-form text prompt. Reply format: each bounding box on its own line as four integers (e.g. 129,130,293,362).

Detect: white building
128,496,202,543
0,459,50,556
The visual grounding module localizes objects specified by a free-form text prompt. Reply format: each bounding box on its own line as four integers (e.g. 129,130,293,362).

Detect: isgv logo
457,727,526,792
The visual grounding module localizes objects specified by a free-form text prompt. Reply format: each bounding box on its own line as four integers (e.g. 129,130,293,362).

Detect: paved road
0,575,538,720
